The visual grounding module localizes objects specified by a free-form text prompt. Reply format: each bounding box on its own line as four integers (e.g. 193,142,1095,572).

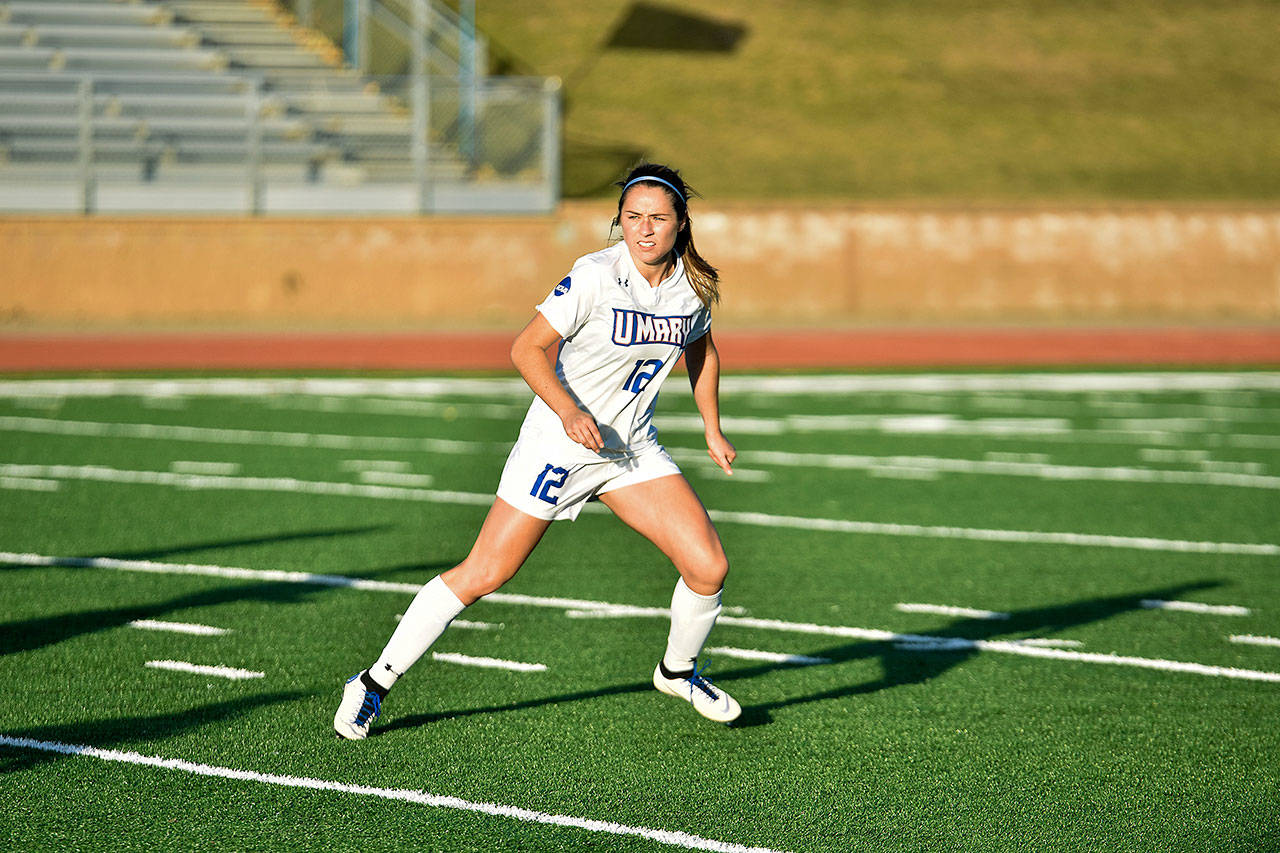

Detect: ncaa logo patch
553,276,572,296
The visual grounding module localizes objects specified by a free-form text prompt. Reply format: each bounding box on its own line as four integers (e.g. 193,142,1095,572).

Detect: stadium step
1,3,174,27
3,23,201,49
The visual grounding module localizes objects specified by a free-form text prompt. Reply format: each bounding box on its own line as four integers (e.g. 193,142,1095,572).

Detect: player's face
619,185,684,276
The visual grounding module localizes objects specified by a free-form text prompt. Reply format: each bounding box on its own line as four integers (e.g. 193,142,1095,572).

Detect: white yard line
713,616,1280,682
0,476,59,492
2,372,1278,400
129,620,229,637
431,653,546,673
397,613,503,631
0,463,494,510
453,620,503,631
720,373,1280,395
356,471,435,488
703,647,831,666
0,377,533,400
7,414,1271,488
3,464,1275,557
1140,600,1251,616
1229,635,1280,648
4,552,1275,684
276,395,531,420
340,459,412,473
0,736,789,853
704,508,1279,557
144,660,263,680
170,461,242,476
0,551,426,594
895,640,1280,682
729,448,1280,490
0,415,489,455
564,605,670,619
896,603,1010,620
895,638,1081,651
1013,638,1084,648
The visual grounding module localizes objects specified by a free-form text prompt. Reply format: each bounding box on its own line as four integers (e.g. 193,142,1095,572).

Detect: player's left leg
597,473,740,722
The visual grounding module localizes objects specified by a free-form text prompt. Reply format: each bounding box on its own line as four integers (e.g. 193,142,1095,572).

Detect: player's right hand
561,409,604,452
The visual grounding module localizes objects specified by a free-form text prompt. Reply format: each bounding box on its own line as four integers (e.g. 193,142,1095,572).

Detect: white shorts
495,433,682,521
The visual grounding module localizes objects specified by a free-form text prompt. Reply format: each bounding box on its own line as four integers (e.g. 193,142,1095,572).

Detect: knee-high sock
662,578,722,673
369,575,465,691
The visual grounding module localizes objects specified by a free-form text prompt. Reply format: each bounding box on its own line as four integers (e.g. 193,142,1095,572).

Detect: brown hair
612,163,720,309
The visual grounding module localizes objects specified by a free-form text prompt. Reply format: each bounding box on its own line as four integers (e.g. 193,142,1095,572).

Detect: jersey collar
622,242,684,293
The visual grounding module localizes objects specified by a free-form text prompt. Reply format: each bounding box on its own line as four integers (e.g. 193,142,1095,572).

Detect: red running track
0,327,1277,372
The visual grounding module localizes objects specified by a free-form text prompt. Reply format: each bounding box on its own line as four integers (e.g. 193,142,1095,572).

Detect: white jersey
518,241,711,464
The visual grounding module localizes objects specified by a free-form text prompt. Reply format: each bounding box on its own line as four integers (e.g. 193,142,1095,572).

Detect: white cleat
333,671,382,740
653,661,741,723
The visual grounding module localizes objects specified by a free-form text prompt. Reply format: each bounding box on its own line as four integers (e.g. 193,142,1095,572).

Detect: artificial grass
1,371,1277,851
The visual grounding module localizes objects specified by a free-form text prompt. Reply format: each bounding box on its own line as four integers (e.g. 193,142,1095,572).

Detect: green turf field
1,370,1278,851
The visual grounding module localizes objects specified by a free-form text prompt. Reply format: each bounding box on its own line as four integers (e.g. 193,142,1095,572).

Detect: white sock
662,578,722,673
369,575,465,691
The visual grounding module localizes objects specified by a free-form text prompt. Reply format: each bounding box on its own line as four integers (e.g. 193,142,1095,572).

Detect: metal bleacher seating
0,0,531,212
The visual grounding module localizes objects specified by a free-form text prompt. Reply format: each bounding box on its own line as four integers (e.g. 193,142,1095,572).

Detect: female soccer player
334,163,741,738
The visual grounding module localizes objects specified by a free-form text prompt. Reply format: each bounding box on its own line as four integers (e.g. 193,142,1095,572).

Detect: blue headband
622,175,686,203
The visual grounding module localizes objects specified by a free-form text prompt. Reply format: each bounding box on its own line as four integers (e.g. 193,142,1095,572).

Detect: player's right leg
333,498,550,740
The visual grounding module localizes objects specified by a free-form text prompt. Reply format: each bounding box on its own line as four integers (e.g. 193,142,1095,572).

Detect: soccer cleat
333,671,383,740
653,660,741,723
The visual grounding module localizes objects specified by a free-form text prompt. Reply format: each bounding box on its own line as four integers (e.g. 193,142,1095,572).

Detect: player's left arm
684,331,735,475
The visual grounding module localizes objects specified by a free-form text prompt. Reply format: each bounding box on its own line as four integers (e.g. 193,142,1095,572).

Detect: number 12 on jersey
623,359,663,393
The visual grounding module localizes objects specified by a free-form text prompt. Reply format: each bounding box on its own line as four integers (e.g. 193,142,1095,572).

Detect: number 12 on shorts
531,464,569,505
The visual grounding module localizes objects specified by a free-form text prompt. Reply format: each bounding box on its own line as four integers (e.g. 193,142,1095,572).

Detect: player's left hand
705,430,736,475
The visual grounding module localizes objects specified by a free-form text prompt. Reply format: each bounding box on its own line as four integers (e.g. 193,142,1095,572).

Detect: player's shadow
95,524,394,563
0,692,303,773
0,525,457,655
379,579,1223,734
377,681,656,736
0,580,328,656
722,579,1225,726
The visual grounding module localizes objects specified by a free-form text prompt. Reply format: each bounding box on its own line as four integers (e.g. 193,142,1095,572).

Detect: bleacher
0,0,558,213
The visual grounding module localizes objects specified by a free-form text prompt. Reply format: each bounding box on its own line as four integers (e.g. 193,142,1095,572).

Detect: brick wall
2,203,1277,328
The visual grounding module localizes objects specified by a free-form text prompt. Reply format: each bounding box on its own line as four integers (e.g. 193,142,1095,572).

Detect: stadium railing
0,69,560,215
0,0,558,215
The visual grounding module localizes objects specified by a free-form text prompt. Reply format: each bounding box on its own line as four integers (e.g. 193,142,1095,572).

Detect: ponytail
678,229,720,309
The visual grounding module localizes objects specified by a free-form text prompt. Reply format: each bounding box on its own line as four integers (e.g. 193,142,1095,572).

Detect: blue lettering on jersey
553,276,572,296
611,309,695,347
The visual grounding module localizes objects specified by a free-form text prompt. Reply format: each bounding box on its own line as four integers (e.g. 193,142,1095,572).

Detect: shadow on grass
97,524,394,563
0,581,327,655
0,691,304,773
722,579,1226,723
0,526,459,655
377,681,656,737
374,579,1224,734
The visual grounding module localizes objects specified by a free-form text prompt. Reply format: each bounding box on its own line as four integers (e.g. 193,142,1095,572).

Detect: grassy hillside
294,0,1280,201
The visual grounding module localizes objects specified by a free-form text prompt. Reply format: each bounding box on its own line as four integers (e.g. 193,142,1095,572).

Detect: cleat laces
686,660,721,702
355,689,381,725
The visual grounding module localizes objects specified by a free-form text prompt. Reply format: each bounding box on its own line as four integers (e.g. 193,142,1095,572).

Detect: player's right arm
510,313,604,452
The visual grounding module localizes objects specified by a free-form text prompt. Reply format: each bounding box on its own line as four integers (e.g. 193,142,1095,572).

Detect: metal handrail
0,69,561,215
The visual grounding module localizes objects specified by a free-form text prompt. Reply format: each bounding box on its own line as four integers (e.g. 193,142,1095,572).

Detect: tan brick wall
2,203,1278,329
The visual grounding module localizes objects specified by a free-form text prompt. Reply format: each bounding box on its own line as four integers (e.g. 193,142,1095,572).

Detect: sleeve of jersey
686,305,712,345
534,268,597,339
